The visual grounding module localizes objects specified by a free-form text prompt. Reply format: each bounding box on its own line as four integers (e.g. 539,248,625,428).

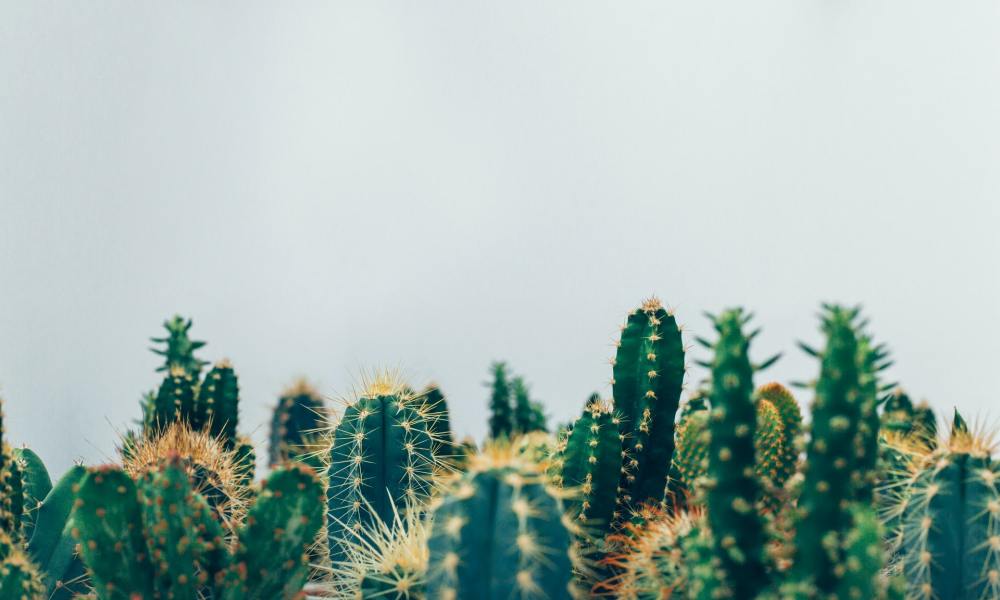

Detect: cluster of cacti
2,301,997,599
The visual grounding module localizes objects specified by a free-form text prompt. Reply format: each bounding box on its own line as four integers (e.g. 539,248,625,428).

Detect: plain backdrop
2,2,998,476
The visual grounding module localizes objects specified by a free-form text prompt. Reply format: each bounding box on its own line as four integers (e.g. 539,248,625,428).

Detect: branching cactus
612,297,686,515
793,305,881,595
698,308,775,598
269,378,325,466
150,314,208,377
893,415,1000,600
425,445,583,599
326,377,442,563
197,359,241,446
72,460,323,600
551,399,625,541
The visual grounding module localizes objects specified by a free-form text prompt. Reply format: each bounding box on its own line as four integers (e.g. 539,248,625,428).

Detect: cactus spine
326,378,439,563
269,379,325,466
612,297,686,513
426,446,581,599
701,308,772,598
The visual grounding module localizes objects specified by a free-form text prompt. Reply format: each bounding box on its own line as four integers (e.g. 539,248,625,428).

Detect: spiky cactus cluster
269,378,326,466
425,445,583,599
71,459,323,599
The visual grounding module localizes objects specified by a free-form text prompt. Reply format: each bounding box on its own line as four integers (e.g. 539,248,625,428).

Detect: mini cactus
612,297,686,514
326,376,441,563
700,308,773,598
150,314,208,377
269,378,325,466
425,444,583,599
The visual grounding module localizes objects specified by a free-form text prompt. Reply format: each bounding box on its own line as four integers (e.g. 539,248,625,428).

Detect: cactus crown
150,314,208,376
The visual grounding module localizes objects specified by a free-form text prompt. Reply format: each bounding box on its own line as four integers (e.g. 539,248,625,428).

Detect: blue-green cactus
269,378,325,466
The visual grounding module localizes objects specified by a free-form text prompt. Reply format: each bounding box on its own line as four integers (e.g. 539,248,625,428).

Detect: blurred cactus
512,376,548,435
197,359,241,446
613,297,686,515
426,444,583,599
269,379,325,466
26,465,89,599
755,382,802,487
422,384,455,463
150,314,208,376
0,544,45,600
487,362,513,439
326,375,442,563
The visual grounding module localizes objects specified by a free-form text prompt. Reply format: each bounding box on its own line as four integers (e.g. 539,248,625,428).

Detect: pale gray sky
2,2,998,475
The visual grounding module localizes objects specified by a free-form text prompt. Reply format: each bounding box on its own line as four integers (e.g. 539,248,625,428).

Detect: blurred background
2,2,998,475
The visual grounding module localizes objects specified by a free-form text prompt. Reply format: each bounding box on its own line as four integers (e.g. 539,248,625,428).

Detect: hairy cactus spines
426,445,582,599
72,465,156,599
701,308,771,598
0,548,46,600
269,378,325,466
487,362,514,439
753,398,787,509
147,365,197,433
121,421,250,531
755,382,802,488
552,399,624,539
26,465,89,599
793,305,872,595
326,377,438,563
612,297,686,512
893,424,1000,600
197,359,241,445
150,314,208,377
222,464,325,600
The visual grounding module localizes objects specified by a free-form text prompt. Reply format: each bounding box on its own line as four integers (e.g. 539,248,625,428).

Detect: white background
2,2,998,475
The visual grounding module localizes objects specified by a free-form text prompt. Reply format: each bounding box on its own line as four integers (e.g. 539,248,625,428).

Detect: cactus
893,416,1000,600
425,444,582,599
551,399,625,541
147,365,197,433
26,465,89,599
423,384,455,462
512,376,548,435
835,505,887,600
699,307,773,598
611,297,686,516
12,448,51,541
269,378,325,466
0,546,46,600
326,377,440,563
150,314,208,377
197,359,241,445
792,305,881,595
72,461,323,600
755,382,802,487
487,362,514,439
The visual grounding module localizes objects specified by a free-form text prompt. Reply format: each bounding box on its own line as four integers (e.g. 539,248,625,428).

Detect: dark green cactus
12,448,51,541
268,379,325,466
197,359,241,445
150,314,208,377
147,366,197,433
552,399,624,539
426,447,581,599
835,506,887,600
700,308,772,598
895,421,1000,600
612,297,686,513
27,465,88,599
487,362,514,439
326,381,438,563
423,383,455,462
511,376,548,435
792,305,877,595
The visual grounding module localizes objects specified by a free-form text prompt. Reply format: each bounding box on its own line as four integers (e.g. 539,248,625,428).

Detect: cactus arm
224,464,324,600
26,465,87,597
72,466,155,599
12,448,51,542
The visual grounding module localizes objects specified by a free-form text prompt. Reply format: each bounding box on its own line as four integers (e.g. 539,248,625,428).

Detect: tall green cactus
793,305,879,596
423,383,454,461
426,446,581,599
487,362,513,439
612,297,686,513
150,314,208,377
72,461,323,599
147,366,197,433
197,359,241,446
551,399,625,539
700,308,773,598
268,378,325,466
12,448,51,541
894,418,1000,600
326,379,439,563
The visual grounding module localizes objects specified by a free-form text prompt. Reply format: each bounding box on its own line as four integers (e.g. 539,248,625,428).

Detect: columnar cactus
551,399,625,538
894,418,1000,600
269,378,325,466
835,506,887,600
700,308,772,598
487,362,514,439
612,297,686,513
423,384,455,461
426,445,582,599
755,382,802,487
512,376,548,435
197,359,241,445
326,378,440,563
147,365,197,432
72,461,323,600
793,305,880,595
